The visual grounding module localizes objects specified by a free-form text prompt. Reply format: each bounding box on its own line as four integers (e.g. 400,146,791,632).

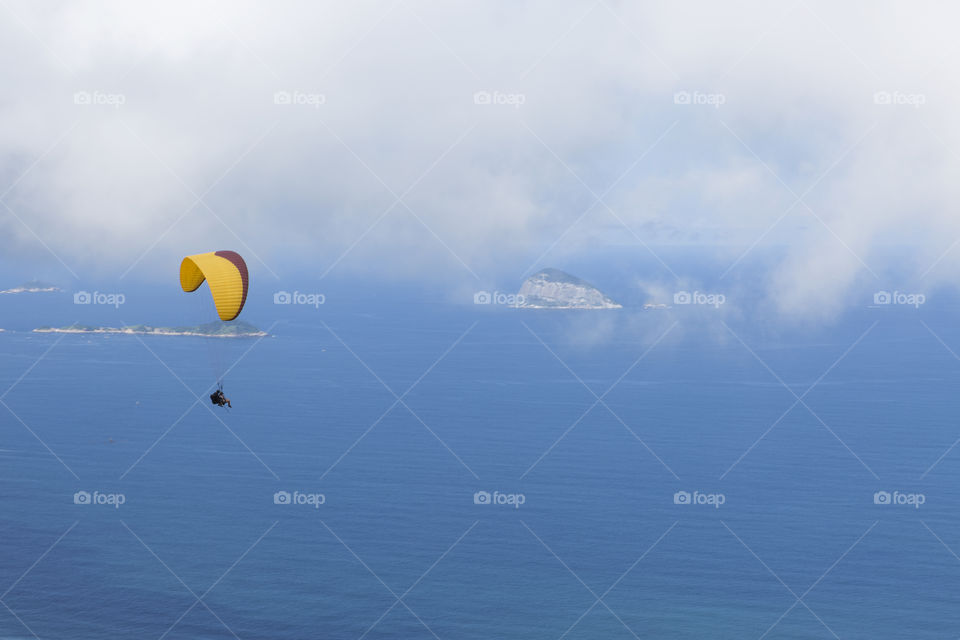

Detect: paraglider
180,250,249,407
179,250,249,321
210,384,232,408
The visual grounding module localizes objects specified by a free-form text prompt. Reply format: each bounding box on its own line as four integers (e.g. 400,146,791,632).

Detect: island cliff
517,269,621,309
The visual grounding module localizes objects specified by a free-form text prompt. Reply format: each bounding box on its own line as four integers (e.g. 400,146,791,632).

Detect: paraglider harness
210,383,229,408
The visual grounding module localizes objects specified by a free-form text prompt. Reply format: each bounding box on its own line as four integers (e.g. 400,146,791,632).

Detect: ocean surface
2,299,960,638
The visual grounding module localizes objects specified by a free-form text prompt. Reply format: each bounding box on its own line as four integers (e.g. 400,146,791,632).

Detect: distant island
33,321,268,338
517,268,621,309
0,280,62,294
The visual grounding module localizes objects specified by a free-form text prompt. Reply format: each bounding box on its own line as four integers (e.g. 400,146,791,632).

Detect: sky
0,0,958,319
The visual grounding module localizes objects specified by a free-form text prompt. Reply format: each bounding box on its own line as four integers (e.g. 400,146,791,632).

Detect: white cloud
0,0,958,317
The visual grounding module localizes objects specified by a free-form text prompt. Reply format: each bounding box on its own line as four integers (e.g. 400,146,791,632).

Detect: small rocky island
33,321,268,338
517,268,621,309
1,280,62,294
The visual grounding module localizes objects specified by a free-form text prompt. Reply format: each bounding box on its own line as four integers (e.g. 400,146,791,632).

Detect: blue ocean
2,281,960,639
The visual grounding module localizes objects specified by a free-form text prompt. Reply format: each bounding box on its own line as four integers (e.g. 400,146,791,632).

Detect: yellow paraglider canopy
180,251,249,321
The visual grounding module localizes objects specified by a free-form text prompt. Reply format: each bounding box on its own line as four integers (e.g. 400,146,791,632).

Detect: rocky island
33,321,268,338
517,268,621,309
1,280,62,294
